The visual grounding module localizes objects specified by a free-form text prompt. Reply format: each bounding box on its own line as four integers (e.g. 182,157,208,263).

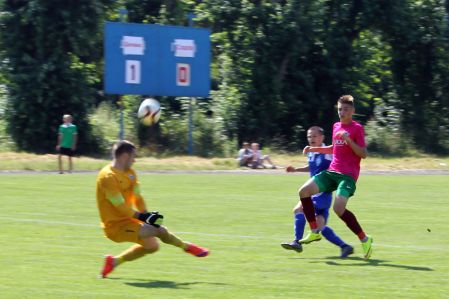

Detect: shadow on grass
108,278,229,289
300,256,433,271
126,280,200,289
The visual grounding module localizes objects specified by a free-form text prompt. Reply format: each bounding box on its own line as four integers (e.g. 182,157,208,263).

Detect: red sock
357,231,367,241
339,209,365,240
300,197,318,230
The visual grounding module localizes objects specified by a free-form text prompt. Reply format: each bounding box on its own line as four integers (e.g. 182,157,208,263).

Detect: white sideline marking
0,216,96,227
0,216,261,239
0,216,261,238
0,216,447,252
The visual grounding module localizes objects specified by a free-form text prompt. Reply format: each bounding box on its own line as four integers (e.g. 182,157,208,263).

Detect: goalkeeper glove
138,211,164,227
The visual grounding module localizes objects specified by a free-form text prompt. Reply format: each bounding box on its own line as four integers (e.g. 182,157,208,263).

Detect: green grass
1,173,448,298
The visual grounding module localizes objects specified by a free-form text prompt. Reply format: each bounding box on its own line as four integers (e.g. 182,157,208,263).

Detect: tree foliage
195,0,449,153
0,0,448,155
0,0,115,153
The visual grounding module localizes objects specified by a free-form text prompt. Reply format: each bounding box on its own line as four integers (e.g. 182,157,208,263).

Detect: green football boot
298,231,322,244
361,235,373,259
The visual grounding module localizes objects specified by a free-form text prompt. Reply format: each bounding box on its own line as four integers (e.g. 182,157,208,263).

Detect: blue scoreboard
104,22,210,97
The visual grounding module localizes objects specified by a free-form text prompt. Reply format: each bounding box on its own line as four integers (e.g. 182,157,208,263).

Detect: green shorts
313,171,357,198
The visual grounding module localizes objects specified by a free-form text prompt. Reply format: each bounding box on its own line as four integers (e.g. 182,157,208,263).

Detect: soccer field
0,173,448,299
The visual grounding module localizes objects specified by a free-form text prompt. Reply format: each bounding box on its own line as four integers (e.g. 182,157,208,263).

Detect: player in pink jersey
295,95,373,259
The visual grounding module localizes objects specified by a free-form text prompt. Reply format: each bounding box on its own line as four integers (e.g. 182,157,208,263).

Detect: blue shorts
312,192,332,221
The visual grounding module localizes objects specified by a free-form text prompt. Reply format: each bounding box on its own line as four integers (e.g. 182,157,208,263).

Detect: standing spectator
56,114,77,174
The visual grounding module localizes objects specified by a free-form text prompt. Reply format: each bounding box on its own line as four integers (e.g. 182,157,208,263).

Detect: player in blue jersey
281,126,354,257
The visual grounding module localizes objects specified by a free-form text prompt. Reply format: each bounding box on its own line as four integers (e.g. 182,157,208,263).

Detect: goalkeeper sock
118,245,149,262
115,256,125,266
158,230,185,248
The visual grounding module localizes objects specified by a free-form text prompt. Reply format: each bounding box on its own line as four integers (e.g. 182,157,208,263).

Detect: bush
157,98,230,157
0,85,15,151
89,101,121,156
364,101,414,156
91,96,232,158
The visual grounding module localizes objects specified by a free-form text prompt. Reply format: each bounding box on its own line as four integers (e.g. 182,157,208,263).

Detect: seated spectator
250,143,277,169
236,142,253,167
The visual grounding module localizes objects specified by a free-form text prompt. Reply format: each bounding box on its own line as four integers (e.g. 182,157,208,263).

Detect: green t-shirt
58,123,77,148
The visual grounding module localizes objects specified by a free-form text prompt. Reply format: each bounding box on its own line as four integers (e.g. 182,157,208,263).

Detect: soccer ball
137,98,161,126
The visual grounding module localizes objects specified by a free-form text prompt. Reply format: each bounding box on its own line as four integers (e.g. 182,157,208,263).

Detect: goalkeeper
96,140,209,278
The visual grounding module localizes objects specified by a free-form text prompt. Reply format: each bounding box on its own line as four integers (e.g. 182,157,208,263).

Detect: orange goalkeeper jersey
96,164,147,229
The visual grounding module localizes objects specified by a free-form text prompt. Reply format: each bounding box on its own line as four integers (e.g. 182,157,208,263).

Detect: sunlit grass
0,151,448,172
0,173,448,298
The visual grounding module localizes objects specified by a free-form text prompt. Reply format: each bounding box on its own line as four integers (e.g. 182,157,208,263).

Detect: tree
2,0,448,156
0,0,115,153
368,0,449,153
197,0,449,153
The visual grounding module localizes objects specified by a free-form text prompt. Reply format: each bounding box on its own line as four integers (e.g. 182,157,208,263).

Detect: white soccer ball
137,98,161,126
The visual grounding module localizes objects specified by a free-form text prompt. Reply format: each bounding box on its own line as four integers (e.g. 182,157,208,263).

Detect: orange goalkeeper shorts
103,219,144,245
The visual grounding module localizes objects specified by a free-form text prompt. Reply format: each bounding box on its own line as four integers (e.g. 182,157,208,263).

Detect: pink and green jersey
328,120,366,181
